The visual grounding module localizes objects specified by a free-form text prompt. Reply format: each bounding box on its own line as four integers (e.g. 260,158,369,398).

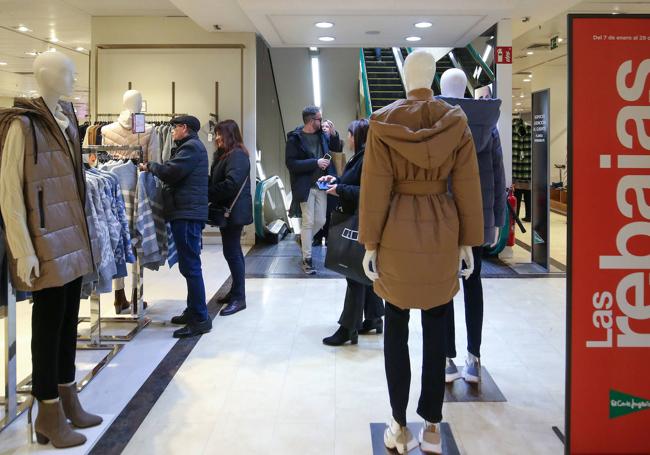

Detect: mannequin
358,50,484,454
438,68,506,384
0,52,102,449
102,90,159,313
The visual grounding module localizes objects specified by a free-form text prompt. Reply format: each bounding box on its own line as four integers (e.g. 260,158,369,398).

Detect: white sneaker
384,417,418,454
462,353,481,383
419,421,442,454
445,358,461,383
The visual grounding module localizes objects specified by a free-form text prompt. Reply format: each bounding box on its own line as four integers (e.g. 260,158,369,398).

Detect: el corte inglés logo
609,390,650,419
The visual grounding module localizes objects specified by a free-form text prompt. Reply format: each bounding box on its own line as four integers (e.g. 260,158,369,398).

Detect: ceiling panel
59,0,182,16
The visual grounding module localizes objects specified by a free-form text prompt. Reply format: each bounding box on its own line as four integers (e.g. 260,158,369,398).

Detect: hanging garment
101,113,159,162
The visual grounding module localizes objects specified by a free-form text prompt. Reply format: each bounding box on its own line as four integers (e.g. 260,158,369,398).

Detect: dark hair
347,118,369,154
302,106,321,124
215,119,249,159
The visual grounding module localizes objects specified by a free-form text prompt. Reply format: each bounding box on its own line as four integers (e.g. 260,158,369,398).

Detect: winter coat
438,97,506,244
359,88,484,310
149,131,208,222
0,97,93,292
335,147,366,215
285,126,340,215
208,148,253,226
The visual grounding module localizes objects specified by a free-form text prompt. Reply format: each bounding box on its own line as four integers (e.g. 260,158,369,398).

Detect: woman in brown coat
359,87,483,452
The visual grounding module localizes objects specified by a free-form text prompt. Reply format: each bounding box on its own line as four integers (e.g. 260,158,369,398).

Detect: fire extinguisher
507,187,517,246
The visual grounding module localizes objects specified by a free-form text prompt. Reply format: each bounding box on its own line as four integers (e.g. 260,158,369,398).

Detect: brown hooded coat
359,88,484,310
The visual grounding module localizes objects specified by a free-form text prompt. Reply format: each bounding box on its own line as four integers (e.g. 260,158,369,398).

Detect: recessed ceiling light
414,22,432,28
76,47,86,52
315,22,334,29
47,48,56,53
16,25,31,33
318,36,335,42
0,62,7,66
309,46,318,51
406,36,422,42
526,51,534,55
49,37,59,43
25,51,38,56
74,97,80,100
523,78,531,82
557,37,564,43
516,102,522,106
520,94,525,98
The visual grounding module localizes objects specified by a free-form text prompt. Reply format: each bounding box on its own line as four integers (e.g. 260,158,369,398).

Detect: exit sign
550,36,559,50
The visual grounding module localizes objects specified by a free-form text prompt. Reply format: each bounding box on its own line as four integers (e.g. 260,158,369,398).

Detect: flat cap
170,115,201,132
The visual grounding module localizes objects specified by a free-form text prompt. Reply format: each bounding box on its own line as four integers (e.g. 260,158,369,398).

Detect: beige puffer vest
101,122,154,160
0,98,93,292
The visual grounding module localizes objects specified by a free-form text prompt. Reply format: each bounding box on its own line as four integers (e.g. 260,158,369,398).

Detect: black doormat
481,257,519,278
370,422,460,455
444,367,507,402
246,235,341,278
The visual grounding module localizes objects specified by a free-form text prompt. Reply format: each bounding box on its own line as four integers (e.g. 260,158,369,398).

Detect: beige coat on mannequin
358,87,484,310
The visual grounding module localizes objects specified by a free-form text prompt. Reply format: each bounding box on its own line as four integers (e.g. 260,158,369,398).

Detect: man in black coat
285,106,339,275
142,115,211,338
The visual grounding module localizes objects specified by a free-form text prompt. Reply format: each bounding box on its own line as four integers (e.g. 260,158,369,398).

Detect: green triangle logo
610,390,650,419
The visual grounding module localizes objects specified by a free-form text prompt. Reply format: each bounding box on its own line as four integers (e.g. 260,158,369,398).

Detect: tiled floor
123,277,566,455
520,212,567,266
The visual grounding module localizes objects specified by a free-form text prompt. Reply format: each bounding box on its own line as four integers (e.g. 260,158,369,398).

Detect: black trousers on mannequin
31,277,83,401
338,279,385,331
384,301,448,426
444,246,483,359
514,189,531,220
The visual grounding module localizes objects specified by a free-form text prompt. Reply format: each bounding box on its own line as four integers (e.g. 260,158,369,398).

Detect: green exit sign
550,36,559,50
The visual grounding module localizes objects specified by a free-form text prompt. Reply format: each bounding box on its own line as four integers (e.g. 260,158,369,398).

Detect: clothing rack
77,146,150,344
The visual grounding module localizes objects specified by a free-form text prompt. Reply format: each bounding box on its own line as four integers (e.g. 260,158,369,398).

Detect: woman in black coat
320,119,385,346
209,120,253,316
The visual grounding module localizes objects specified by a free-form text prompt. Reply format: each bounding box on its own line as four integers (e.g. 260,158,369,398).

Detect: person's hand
318,175,336,183
459,246,474,280
363,249,379,281
317,158,330,170
325,184,338,196
17,255,39,287
138,162,149,172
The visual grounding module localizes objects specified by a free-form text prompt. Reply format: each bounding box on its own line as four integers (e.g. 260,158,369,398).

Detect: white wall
270,48,313,133
530,58,567,175
91,17,257,243
319,48,359,142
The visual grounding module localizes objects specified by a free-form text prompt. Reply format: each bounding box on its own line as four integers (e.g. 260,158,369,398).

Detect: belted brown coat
358,88,484,310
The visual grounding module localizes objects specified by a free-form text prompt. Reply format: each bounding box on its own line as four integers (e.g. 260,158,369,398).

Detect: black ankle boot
323,326,358,346
358,318,383,335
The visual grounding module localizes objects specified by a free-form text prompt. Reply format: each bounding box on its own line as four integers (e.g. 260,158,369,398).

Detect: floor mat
444,367,507,402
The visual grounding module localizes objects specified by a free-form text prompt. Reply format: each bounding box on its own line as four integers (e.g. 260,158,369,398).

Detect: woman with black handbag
208,120,253,316
320,119,385,346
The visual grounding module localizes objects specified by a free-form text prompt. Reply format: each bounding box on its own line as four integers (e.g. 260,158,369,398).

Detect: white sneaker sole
384,430,418,454
445,371,461,383
420,442,442,454
462,370,481,383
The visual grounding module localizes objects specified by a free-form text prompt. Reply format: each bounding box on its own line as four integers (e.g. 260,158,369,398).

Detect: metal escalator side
362,48,406,113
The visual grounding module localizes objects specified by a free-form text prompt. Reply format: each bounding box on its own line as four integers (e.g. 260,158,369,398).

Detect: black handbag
208,176,249,228
324,210,372,286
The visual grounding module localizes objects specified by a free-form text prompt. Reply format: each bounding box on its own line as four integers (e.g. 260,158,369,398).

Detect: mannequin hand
490,227,500,248
17,255,40,286
363,249,379,281
459,246,474,280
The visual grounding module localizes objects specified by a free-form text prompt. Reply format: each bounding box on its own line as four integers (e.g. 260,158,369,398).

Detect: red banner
495,46,512,64
568,15,650,454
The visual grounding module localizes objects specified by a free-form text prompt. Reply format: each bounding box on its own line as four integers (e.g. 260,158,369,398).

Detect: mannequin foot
32,399,86,448
445,358,461,383
58,383,102,428
323,326,358,346
358,318,383,335
384,417,417,454
419,421,442,454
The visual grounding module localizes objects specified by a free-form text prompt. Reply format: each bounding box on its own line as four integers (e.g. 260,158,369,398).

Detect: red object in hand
507,186,516,247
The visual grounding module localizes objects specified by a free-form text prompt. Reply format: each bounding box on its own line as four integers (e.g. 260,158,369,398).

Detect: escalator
362,48,406,112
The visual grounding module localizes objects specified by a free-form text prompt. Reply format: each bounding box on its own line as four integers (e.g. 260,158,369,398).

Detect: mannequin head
33,51,75,100
122,90,143,113
440,68,467,98
403,50,436,93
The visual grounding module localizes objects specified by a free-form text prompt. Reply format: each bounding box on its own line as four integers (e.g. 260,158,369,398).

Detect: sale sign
568,14,650,454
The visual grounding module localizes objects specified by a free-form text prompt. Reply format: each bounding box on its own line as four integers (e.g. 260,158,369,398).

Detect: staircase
363,48,406,112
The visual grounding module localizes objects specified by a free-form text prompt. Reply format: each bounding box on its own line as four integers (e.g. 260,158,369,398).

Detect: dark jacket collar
174,130,198,147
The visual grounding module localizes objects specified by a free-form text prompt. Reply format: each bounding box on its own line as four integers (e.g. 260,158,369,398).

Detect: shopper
312,119,342,247
141,115,211,338
209,119,252,316
285,106,340,275
321,119,385,346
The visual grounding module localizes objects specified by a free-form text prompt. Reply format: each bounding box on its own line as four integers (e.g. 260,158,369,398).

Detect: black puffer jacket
334,147,365,215
149,131,209,222
209,148,253,226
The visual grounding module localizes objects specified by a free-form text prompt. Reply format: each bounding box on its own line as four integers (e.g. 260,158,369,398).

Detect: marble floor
520,212,567,267
1,247,567,454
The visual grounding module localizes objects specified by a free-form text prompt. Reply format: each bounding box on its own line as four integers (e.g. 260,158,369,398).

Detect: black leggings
384,301,448,426
31,277,83,401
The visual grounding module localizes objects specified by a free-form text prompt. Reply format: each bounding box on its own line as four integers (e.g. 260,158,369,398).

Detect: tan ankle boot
31,399,86,448
58,383,103,428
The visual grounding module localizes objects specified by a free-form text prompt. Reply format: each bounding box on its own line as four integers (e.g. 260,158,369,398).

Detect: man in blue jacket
285,106,339,275
141,115,210,338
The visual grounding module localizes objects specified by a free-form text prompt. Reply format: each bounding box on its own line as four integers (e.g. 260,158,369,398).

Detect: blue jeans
220,224,246,301
171,220,208,323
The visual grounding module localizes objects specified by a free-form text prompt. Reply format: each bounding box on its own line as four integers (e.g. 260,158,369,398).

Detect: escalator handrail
359,48,373,117
466,43,496,83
